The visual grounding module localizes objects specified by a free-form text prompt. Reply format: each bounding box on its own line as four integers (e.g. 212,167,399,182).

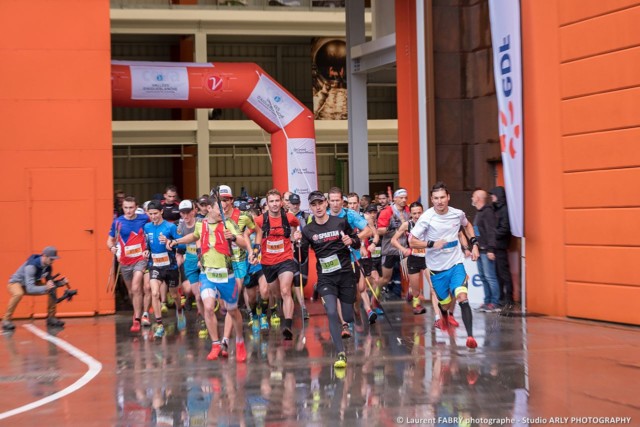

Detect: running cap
393,188,408,198
308,191,326,204
365,204,379,213
42,246,59,259
218,185,233,198
179,200,194,212
147,200,163,211
289,194,301,205
135,207,145,215
260,198,267,207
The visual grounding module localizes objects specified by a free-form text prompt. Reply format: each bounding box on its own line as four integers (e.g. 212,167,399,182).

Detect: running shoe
154,324,165,338
334,352,347,369
412,304,426,315
161,303,168,314
236,341,247,362
367,310,378,325
282,327,293,340
2,320,15,331
341,323,351,339
466,336,478,349
130,319,141,333
220,341,229,358
434,317,448,331
448,315,460,327
207,343,221,360
259,314,269,331
270,312,280,327
141,313,151,327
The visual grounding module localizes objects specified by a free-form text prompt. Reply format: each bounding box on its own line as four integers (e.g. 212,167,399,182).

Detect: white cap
179,200,194,211
218,185,233,198
260,198,267,207
135,207,145,215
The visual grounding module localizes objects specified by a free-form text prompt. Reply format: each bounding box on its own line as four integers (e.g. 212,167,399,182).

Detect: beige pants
4,282,56,321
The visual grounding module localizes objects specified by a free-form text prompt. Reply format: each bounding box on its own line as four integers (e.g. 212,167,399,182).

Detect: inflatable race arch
111,61,318,208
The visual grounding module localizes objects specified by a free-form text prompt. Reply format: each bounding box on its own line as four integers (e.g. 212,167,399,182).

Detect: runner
217,185,254,357
390,201,429,315
288,193,311,320
250,189,301,340
300,191,361,369
169,195,248,362
107,196,150,332
176,200,200,334
143,200,181,338
375,188,411,306
409,182,480,349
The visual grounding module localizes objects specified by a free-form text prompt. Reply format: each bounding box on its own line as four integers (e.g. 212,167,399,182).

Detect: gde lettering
499,35,512,97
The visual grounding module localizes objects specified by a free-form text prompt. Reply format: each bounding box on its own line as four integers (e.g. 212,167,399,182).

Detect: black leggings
321,294,354,353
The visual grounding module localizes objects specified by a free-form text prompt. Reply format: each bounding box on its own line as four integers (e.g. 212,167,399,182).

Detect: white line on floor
0,324,103,420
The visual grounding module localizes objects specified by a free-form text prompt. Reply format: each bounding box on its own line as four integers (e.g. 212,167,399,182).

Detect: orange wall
0,0,114,318
523,0,640,324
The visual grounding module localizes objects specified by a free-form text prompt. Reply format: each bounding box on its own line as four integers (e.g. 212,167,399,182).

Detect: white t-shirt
410,206,468,271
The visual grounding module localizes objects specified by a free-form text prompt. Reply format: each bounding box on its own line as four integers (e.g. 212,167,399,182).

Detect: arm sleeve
24,265,48,295
108,220,117,238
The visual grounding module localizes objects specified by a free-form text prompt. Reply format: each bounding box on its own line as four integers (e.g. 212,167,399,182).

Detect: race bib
124,243,143,258
205,267,228,283
186,243,197,255
319,254,341,274
412,248,426,257
371,247,382,258
152,252,170,267
266,239,285,254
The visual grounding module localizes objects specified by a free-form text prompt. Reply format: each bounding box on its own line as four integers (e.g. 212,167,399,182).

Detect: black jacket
490,186,511,250
474,205,497,253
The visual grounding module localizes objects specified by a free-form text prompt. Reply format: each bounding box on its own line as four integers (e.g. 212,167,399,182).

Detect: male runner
107,196,150,332
409,182,480,349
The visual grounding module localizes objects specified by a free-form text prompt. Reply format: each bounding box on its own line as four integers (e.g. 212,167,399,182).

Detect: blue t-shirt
331,208,368,261
109,214,149,243
143,220,180,269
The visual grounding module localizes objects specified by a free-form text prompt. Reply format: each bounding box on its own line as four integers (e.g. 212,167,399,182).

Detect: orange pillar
395,0,421,200
521,0,566,316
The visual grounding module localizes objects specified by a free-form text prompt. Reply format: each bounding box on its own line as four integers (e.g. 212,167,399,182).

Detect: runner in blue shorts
409,182,480,349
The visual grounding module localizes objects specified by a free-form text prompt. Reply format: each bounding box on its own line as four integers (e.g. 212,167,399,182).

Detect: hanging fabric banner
489,0,524,237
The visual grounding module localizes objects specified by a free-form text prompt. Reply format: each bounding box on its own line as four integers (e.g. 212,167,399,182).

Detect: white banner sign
248,74,304,129
287,138,318,211
462,257,486,306
130,66,190,100
489,0,524,237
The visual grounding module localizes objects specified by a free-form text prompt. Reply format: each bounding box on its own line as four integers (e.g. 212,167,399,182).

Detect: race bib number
266,239,285,254
205,267,228,283
186,243,197,255
152,252,170,267
412,248,426,257
319,254,341,274
124,243,143,258
371,247,382,258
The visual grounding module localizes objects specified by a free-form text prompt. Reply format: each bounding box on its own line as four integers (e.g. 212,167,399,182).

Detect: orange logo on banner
499,100,520,159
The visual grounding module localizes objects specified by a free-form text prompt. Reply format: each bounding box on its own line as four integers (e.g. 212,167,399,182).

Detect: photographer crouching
2,246,70,330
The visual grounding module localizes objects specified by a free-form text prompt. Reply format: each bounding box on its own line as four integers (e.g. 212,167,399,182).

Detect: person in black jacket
300,191,360,370
489,186,515,306
472,189,501,312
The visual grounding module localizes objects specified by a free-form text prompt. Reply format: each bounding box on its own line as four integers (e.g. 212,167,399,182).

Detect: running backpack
262,209,291,239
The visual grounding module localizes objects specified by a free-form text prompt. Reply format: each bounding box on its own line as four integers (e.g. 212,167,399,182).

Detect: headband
393,189,408,198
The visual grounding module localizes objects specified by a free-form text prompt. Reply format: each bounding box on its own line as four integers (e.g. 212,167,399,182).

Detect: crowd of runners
106,181,482,371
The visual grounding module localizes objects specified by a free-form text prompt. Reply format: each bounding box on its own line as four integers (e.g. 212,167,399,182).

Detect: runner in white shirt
409,182,480,349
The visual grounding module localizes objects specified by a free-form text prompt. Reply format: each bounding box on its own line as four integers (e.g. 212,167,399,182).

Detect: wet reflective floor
1,300,639,426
